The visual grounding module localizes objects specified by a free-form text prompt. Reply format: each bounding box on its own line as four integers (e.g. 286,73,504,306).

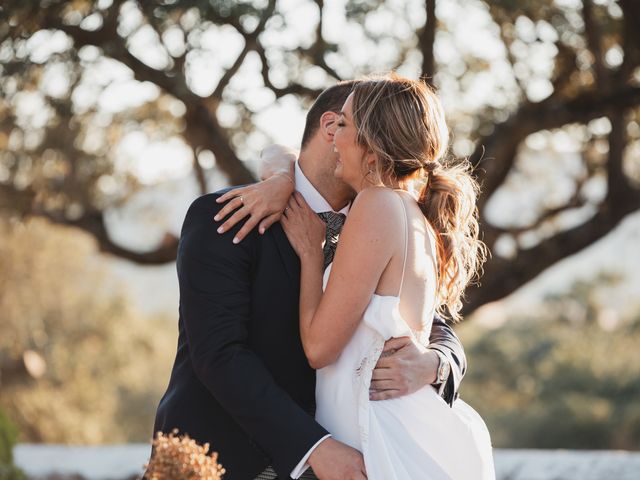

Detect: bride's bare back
372,189,438,334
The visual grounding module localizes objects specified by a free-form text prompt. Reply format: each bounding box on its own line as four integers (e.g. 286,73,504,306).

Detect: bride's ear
365,151,377,170
319,112,339,144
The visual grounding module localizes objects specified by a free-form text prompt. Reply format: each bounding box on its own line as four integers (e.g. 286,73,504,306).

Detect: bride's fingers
281,206,291,223
216,187,248,204
286,197,299,216
258,212,281,234
294,191,314,213
217,205,249,234
232,213,262,244
292,191,305,208
280,216,290,237
214,195,244,223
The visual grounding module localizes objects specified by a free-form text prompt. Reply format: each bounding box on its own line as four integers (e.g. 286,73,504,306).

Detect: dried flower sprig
144,429,225,480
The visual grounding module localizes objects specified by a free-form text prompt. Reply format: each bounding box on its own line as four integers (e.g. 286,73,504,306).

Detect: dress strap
396,192,409,298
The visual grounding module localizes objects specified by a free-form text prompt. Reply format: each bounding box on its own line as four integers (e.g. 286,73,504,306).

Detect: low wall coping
13,444,640,480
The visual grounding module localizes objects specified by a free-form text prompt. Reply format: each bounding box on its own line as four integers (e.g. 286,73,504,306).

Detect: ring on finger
239,196,244,204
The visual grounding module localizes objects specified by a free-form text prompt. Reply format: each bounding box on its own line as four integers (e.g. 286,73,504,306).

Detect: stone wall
13,444,640,480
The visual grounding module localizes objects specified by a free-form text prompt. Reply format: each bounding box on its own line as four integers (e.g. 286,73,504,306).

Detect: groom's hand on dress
369,336,439,400
307,437,367,480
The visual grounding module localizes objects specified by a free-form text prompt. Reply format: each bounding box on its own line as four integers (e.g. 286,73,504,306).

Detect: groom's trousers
255,466,318,480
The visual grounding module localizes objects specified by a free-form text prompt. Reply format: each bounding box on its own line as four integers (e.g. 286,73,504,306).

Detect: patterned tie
317,211,346,270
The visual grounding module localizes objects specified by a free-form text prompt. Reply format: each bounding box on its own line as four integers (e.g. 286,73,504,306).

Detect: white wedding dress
315,195,495,479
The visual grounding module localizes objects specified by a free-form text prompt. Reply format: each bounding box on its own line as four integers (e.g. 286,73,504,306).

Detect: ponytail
418,160,487,322
349,75,487,321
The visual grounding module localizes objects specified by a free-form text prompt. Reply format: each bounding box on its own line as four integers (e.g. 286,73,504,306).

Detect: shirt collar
295,161,350,215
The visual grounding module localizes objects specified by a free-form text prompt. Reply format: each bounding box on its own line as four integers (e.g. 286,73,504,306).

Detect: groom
152,80,467,480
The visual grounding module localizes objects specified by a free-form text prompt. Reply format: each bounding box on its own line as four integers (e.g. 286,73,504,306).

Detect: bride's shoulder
347,187,403,229
352,186,398,208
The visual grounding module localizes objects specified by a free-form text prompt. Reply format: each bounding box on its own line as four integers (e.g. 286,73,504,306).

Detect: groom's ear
319,111,339,144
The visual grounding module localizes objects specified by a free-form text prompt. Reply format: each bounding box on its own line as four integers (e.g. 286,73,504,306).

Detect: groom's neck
298,145,353,212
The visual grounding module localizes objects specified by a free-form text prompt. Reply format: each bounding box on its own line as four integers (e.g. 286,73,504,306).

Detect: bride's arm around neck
300,187,403,369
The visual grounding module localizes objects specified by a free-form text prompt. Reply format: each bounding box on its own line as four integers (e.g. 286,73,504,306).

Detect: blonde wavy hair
351,74,487,321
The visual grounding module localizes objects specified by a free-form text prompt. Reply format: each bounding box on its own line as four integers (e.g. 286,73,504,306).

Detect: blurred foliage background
0,0,639,451
459,274,640,450
0,218,175,444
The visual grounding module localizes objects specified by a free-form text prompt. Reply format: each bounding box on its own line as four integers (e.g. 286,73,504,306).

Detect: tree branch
183,103,256,185
465,188,640,313
548,41,578,99
485,5,532,97
256,44,324,99
45,17,195,102
466,95,639,314
210,0,276,101
488,184,588,237
419,0,436,82
296,0,342,81
618,0,640,80
606,108,634,204
0,183,179,264
582,0,607,86
210,37,254,102
192,147,208,195
65,212,179,264
472,85,640,211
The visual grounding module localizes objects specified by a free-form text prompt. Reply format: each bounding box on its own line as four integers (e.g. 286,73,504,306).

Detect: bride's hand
214,173,295,243
281,192,325,264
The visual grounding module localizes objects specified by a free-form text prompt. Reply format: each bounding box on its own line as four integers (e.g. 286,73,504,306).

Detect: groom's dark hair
300,80,359,149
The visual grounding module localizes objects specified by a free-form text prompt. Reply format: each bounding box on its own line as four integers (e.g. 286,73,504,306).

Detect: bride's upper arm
318,188,400,335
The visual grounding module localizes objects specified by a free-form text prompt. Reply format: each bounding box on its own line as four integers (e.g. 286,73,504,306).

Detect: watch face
438,359,450,383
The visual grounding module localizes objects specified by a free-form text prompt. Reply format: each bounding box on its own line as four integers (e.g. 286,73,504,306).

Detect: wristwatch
432,349,451,385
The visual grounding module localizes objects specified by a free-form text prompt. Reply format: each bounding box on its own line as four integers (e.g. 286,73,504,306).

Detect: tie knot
317,212,346,269
318,211,346,234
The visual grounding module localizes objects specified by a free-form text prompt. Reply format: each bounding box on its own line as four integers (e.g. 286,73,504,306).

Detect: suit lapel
270,223,300,283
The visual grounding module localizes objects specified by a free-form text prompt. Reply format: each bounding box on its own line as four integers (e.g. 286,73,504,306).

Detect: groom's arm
428,315,467,405
370,316,466,406
178,194,329,477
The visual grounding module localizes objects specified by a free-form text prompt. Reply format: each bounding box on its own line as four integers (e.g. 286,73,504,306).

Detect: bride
280,75,493,479
221,74,495,479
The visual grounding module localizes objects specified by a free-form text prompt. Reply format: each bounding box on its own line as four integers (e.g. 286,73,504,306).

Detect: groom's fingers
370,379,396,390
382,336,412,353
371,368,393,380
233,213,263,243
373,354,396,369
369,389,401,401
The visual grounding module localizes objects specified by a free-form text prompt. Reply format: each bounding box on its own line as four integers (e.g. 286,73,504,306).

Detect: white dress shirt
289,160,349,479
293,161,350,216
